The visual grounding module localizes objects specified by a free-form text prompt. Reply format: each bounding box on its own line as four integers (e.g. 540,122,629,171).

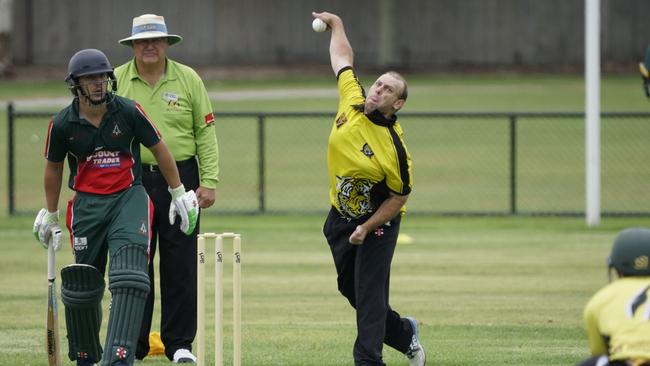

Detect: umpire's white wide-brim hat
119,14,182,46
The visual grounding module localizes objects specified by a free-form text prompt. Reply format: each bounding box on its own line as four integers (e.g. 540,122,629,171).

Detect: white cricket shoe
173,348,197,363
405,317,426,366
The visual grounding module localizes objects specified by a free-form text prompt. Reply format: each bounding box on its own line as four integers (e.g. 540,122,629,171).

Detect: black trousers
323,207,414,366
136,159,201,360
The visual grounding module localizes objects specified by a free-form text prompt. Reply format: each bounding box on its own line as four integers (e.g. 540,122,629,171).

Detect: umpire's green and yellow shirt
114,58,219,189
583,277,650,361
44,95,161,194
328,67,412,219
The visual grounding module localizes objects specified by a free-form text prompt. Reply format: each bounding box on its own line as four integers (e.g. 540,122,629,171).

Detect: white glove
168,185,199,235
33,208,62,251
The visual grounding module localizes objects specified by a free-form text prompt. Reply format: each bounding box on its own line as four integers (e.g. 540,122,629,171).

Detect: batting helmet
608,227,650,277
65,49,117,95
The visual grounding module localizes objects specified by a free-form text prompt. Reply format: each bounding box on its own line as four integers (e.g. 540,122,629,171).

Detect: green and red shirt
44,95,161,194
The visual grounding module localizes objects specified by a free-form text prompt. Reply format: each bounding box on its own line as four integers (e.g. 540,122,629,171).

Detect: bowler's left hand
349,225,368,245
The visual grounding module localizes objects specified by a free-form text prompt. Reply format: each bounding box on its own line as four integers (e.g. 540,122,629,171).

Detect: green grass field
3,214,650,365
1,70,650,365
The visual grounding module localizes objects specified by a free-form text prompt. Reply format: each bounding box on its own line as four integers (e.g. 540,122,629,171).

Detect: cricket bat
46,241,61,366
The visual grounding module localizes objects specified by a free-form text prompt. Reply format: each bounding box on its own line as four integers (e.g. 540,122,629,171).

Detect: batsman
33,48,198,366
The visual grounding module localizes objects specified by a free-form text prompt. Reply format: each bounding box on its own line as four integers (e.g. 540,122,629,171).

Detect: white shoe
405,317,426,366
173,348,197,364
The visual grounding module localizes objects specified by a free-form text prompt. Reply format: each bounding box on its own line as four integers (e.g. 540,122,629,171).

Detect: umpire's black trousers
136,158,201,361
323,207,414,366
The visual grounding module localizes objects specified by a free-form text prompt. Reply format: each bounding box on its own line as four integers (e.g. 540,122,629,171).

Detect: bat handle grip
47,244,56,281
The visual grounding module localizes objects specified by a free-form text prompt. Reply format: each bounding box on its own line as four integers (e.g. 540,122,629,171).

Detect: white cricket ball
312,18,327,32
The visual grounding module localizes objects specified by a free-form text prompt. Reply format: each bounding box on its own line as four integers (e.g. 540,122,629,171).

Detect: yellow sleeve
337,67,365,109
583,291,609,355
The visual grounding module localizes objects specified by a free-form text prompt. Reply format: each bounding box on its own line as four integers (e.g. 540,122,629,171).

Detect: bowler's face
364,73,405,116
133,37,169,65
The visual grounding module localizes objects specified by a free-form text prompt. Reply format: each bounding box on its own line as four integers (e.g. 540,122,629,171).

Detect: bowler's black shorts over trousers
323,207,414,366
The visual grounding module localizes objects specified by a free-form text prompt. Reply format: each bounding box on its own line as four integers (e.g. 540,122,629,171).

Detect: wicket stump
197,232,241,366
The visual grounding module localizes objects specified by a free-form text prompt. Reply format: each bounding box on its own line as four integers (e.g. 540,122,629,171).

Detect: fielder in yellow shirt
313,11,425,366
578,227,650,366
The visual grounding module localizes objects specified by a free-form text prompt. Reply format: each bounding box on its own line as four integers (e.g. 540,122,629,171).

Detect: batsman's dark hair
386,71,408,101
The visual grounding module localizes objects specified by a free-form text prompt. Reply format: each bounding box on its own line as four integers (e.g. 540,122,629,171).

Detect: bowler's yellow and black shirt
583,277,650,361
327,67,412,219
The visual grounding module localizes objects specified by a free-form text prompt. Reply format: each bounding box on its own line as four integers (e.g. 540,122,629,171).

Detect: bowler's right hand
312,11,340,28
33,208,62,250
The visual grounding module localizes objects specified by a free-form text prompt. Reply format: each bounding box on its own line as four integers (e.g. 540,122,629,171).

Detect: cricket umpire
33,48,198,366
313,11,426,366
115,14,219,363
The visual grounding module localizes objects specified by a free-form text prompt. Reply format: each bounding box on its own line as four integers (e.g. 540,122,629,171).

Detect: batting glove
168,185,199,235
33,208,62,251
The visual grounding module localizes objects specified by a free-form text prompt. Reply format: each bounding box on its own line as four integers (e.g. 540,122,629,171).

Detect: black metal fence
7,103,650,216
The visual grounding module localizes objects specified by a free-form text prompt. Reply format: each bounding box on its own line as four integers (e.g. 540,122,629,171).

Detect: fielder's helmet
608,227,650,277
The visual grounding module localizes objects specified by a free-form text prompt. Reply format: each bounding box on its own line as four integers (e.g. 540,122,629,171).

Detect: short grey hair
386,71,408,100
